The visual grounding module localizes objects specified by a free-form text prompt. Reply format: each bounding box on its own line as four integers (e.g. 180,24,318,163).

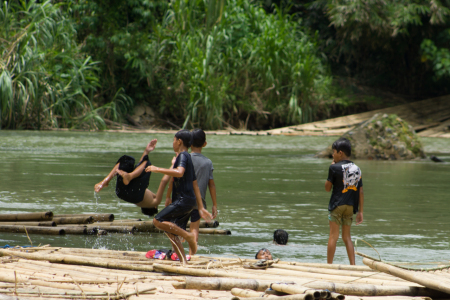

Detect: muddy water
0,131,449,265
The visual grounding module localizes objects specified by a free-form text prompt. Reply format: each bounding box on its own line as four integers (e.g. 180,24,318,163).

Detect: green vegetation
1,0,449,130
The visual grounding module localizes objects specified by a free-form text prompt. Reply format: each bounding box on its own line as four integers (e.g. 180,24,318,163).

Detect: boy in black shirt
325,138,364,265
146,130,212,265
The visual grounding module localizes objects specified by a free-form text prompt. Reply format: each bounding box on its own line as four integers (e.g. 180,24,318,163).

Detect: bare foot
186,232,197,255
94,181,108,192
117,170,132,185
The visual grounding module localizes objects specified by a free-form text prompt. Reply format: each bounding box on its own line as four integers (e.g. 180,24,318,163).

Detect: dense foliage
1,0,449,130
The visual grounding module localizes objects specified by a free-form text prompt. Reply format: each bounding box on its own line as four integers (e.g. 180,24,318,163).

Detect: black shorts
115,156,151,204
190,209,200,223
155,200,194,230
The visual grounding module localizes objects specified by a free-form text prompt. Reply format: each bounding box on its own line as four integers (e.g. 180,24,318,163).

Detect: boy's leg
342,224,355,265
153,218,197,256
165,232,187,265
327,221,340,264
95,163,119,192
117,161,148,185
136,175,171,208
190,220,200,243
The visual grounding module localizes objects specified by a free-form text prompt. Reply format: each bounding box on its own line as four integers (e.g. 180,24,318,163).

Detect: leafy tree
0,0,108,129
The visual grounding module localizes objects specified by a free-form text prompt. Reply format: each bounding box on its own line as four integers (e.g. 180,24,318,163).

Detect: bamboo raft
0,212,230,236
0,246,449,300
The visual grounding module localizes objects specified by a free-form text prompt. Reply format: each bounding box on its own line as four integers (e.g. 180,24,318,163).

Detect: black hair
273,229,288,245
255,248,269,259
117,155,135,173
191,128,206,148
332,137,352,157
175,129,192,148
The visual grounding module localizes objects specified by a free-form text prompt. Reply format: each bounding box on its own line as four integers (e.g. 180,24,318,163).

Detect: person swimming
255,248,272,260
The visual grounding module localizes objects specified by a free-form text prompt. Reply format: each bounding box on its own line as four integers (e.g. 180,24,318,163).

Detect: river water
0,130,449,265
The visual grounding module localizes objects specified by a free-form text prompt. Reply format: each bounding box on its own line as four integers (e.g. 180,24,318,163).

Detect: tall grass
145,0,331,129
0,1,131,130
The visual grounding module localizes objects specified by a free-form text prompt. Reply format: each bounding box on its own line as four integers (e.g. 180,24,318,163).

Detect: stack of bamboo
0,246,449,300
0,211,230,236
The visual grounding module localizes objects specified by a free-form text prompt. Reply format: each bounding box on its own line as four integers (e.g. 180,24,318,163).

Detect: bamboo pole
175,277,447,297
0,225,65,235
240,267,415,286
55,226,89,235
272,264,403,282
53,214,114,222
0,221,56,226
84,225,137,234
187,220,219,228
172,277,274,291
271,283,329,299
231,287,266,298
52,216,94,224
194,228,231,235
363,258,450,294
231,295,315,300
0,249,154,272
0,211,53,221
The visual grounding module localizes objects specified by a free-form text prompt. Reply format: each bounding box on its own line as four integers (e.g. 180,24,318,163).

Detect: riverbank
47,95,450,138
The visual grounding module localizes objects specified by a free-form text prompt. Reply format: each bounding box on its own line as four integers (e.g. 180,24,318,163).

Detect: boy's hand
145,165,158,173
94,181,108,193
212,205,218,219
165,197,172,207
199,208,213,222
145,139,157,153
356,212,363,225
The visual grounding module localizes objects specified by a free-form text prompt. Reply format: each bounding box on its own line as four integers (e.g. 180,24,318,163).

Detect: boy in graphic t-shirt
325,137,364,265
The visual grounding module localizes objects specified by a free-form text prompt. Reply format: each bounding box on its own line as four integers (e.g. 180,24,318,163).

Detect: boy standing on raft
146,130,212,265
189,129,218,241
325,137,364,265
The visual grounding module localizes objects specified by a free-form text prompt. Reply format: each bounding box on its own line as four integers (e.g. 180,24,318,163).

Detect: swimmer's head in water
191,128,206,148
174,129,192,149
255,248,272,260
273,229,288,245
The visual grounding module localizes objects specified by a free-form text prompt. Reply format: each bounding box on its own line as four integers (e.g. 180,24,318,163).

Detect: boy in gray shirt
189,129,218,241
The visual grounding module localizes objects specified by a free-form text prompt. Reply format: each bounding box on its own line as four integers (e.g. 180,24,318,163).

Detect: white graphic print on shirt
341,163,361,193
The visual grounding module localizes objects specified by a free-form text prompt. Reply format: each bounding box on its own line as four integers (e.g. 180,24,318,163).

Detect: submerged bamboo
53,214,114,222
52,216,94,224
363,258,450,294
0,212,53,222
0,221,56,226
0,225,64,235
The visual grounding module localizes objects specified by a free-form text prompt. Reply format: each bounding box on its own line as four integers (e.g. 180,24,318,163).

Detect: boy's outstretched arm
193,180,212,222
356,186,364,225
140,139,157,162
95,163,119,192
208,179,218,219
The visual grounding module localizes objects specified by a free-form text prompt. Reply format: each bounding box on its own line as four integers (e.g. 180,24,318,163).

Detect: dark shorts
155,199,194,230
115,156,151,204
190,209,200,223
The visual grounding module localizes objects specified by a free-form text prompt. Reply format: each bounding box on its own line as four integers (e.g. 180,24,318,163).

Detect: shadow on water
0,131,449,265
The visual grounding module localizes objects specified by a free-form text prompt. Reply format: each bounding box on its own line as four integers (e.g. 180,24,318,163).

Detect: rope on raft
355,239,450,272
